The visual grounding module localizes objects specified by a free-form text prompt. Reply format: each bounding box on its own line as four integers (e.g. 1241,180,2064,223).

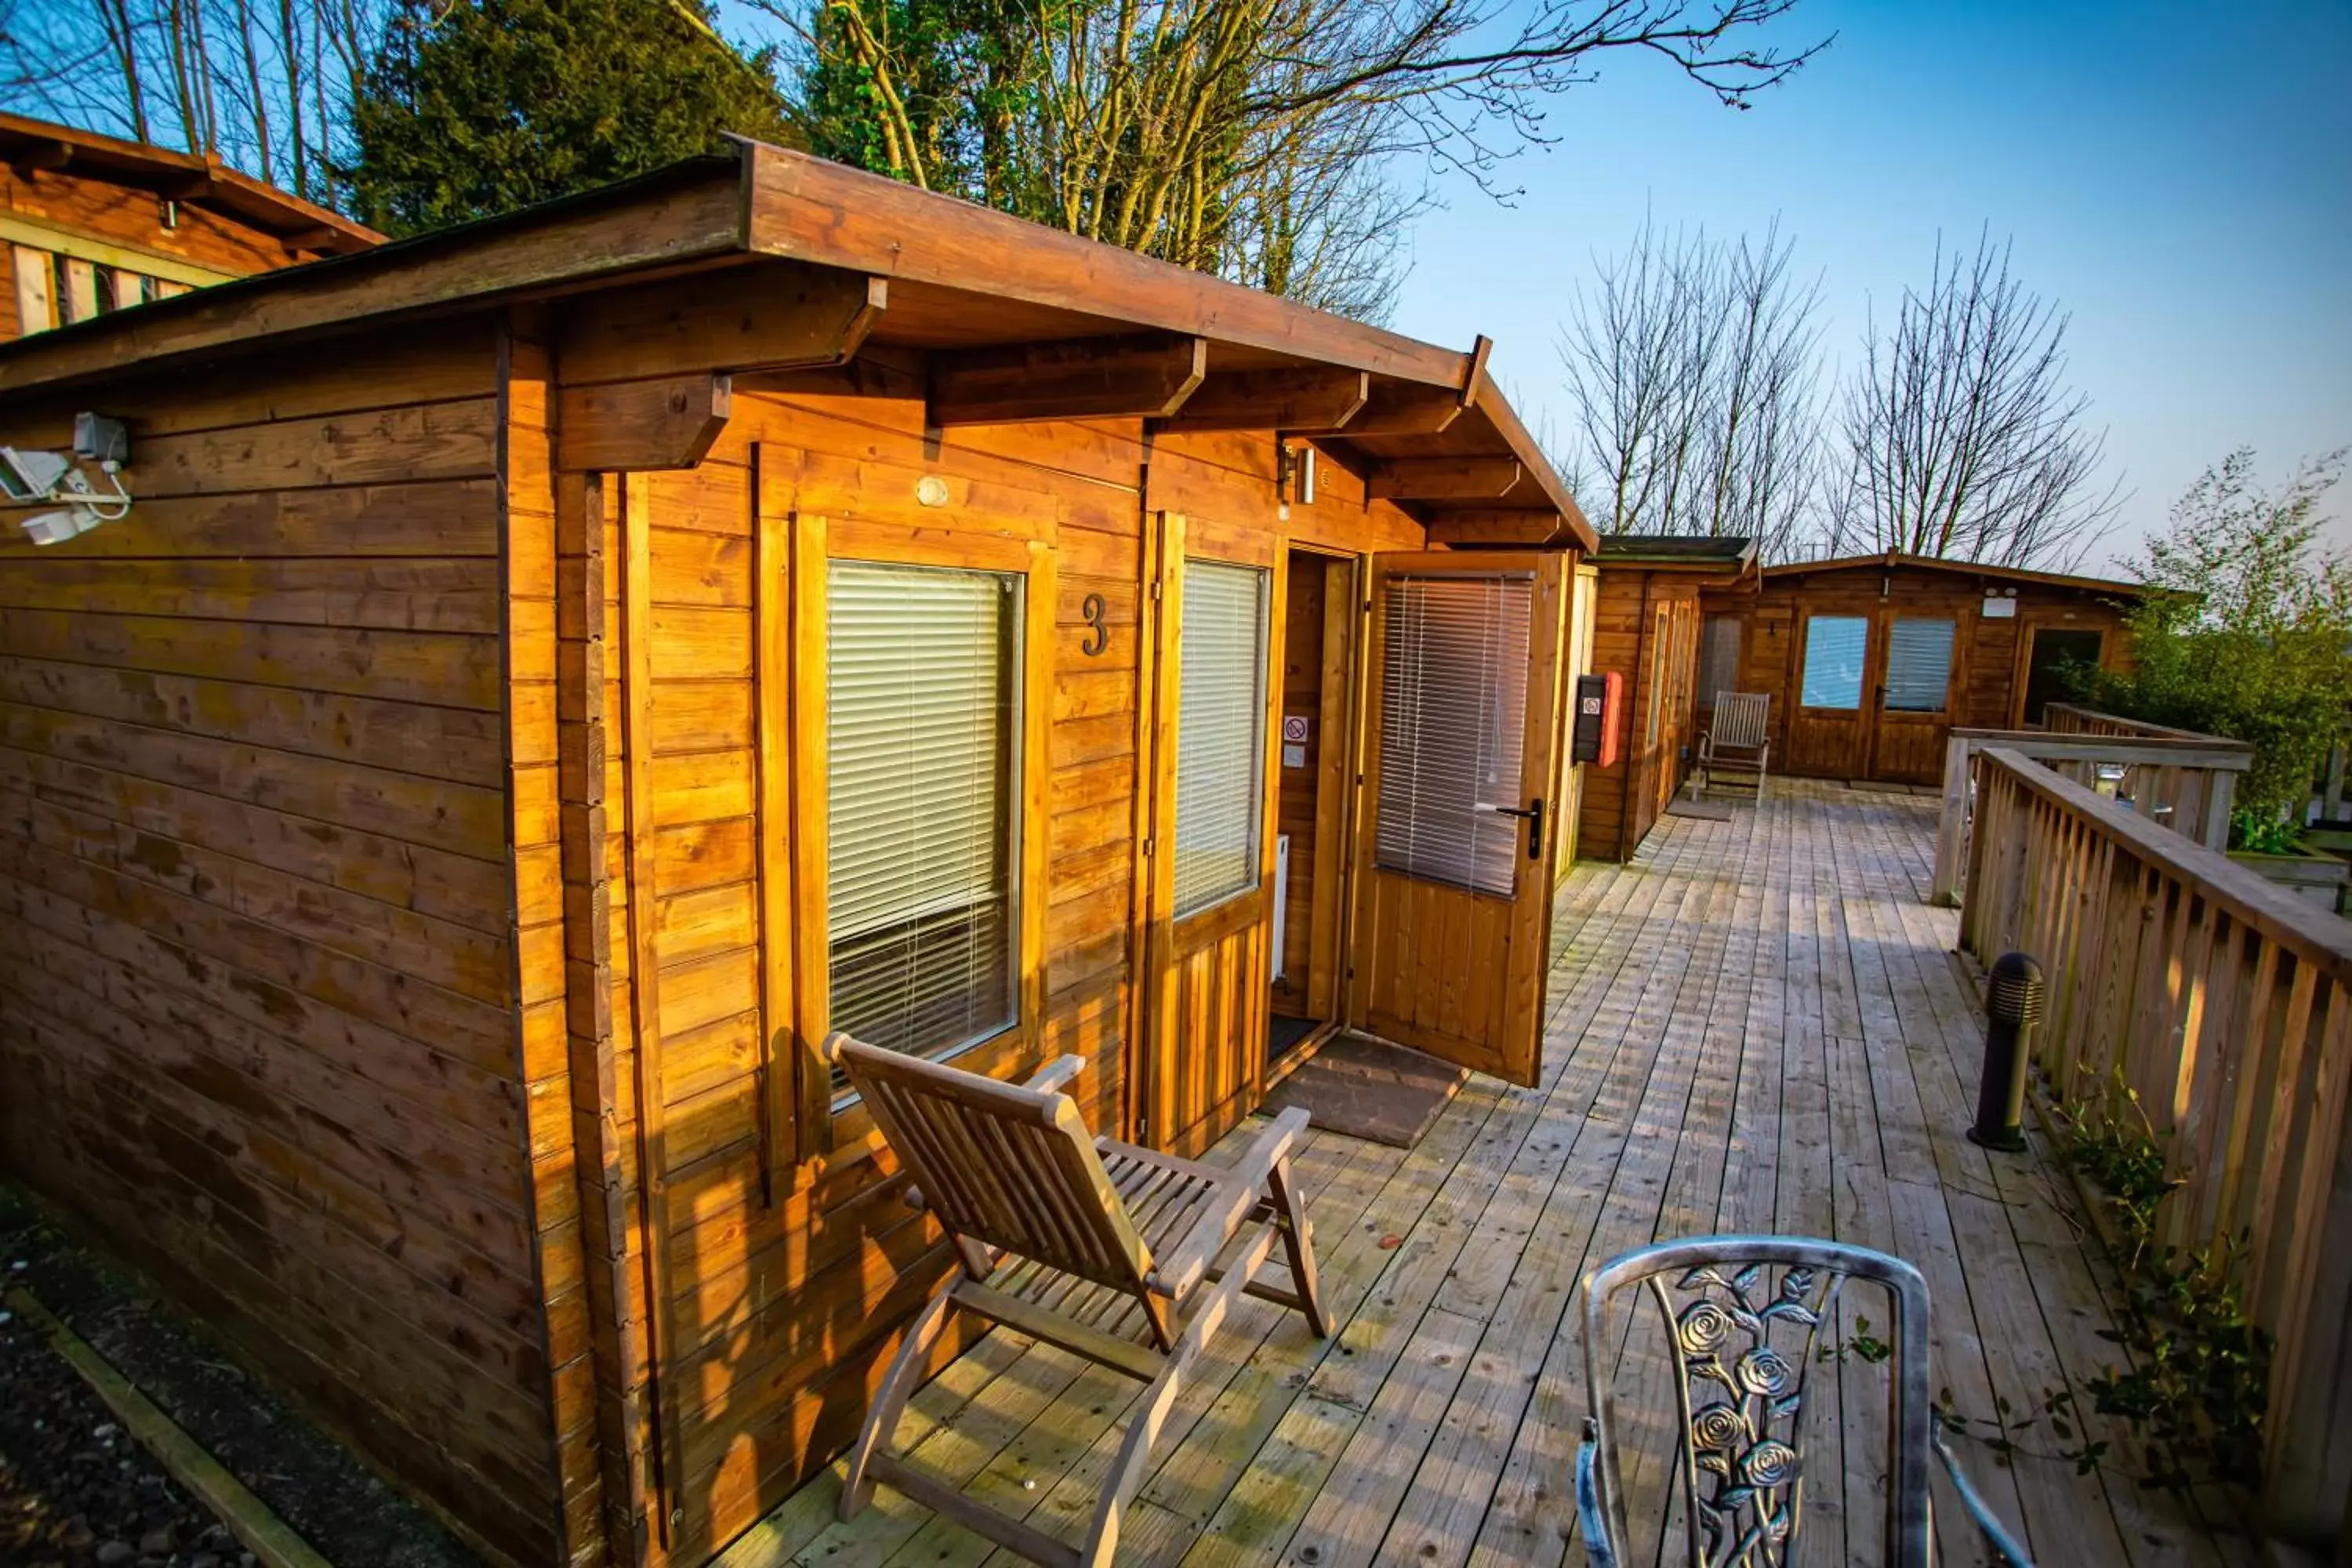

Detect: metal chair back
1577,1235,2030,1568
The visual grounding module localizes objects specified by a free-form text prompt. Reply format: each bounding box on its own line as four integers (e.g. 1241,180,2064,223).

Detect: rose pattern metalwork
1735,1347,1793,1397
1677,1299,1734,1356
1652,1261,1840,1567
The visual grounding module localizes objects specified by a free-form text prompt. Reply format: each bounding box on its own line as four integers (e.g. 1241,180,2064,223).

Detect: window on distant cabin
1699,615,1743,703
826,560,1021,1083
1883,619,1957,712
1173,559,1270,916
1800,615,1868,709
1374,571,1533,898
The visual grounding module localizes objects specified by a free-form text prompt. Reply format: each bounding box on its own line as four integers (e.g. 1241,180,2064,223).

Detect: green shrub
2072,448,2351,836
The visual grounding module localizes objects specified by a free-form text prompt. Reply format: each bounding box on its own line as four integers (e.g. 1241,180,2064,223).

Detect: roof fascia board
739,140,1469,391
1762,552,2143,595
0,158,747,395
1462,365,1595,551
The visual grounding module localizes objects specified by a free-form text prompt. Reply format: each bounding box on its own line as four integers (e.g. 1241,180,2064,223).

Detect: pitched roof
0,111,380,255
1760,550,2147,596
0,138,1591,550
1594,533,1759,569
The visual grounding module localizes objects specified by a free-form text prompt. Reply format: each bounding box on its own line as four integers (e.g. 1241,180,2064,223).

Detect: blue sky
1387,0,2352,568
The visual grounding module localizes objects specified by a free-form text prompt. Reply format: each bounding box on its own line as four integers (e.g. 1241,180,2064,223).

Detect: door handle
1478,798,1547,861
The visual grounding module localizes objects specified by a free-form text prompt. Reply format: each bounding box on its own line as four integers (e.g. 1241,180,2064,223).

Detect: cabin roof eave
0,137,1591,550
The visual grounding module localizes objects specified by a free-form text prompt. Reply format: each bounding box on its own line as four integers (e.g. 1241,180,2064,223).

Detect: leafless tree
0,0,387,206
758,0,1828,315
1557,212,1826,559
1827,230,2121,570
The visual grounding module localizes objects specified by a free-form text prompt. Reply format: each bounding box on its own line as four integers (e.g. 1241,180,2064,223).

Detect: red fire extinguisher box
1572,671,1623,770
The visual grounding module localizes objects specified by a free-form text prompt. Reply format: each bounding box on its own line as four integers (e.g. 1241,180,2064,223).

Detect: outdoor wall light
3,414,134,546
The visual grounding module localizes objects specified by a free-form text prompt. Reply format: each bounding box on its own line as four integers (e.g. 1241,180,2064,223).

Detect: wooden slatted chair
829,1033,1328,1568
1693,691,1771,804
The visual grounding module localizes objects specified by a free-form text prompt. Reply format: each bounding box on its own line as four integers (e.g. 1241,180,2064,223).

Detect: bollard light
1967,951,2044,1152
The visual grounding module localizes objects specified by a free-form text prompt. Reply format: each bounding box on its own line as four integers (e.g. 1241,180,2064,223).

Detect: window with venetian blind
1172,560,1270,916
1374,572,1533,898
1882,619,1956,711
1699,615,1743,702
1800,615,1868,709
826,561,1021,1080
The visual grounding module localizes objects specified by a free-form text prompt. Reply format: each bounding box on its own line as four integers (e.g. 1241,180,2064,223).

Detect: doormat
1668,799,1737,820
1261,1032,1467,1149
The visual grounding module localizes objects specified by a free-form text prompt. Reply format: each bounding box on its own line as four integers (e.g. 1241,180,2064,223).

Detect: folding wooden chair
830,1033,1328,1568
1693,691,1771,804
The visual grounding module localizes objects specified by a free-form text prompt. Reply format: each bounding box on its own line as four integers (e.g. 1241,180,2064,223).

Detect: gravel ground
0,1185,478,1568
0,1298,246,1568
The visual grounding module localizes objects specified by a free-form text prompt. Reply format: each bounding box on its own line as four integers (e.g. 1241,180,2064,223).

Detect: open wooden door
1348,550,1568,1087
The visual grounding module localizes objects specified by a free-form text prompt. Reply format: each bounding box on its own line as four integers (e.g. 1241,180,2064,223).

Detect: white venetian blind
1172,560,1269,916
1800,615,1868,710
1375,572,1532,898
826,561,1019,1078
1883,618,1956,712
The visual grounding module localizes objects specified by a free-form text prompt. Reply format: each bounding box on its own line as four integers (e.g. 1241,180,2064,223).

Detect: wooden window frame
779,511,1056,1168
1881,615,1960,715
1796,611,1871,713
1170,552,1275,920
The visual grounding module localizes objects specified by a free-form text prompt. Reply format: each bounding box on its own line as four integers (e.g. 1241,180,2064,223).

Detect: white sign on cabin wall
1983,594,2017,619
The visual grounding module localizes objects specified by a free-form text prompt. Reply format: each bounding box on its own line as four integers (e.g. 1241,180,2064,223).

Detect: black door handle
1487,798,1547,861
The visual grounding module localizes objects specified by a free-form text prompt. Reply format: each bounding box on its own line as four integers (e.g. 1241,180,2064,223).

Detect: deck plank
753,782,2245,1568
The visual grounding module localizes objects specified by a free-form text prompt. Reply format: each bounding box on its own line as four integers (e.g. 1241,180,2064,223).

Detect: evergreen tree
349,0,794,236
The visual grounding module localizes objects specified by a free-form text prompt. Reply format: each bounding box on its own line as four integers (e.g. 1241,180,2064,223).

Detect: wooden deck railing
2041,700,2221,742
1959,746,2352,1544
1929,728,2252,905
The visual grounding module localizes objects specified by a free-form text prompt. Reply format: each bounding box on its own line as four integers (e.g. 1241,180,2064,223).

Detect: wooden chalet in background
1579,543,2150,863
1,111,377,339
1576,534,1759,862
0,140,1596,1568
1703,553,2146,787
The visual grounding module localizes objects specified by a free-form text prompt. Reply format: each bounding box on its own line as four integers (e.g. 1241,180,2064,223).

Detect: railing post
1932,733,1972,907
2203,769,2236,851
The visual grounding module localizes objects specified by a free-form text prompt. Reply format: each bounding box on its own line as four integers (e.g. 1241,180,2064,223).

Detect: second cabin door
1348,551,1568,1087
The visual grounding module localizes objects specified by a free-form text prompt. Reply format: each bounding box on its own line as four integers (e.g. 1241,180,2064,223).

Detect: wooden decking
744,782,2249,1568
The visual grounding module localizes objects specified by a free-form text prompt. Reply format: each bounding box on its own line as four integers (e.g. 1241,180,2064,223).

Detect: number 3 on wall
1080,593,1109,657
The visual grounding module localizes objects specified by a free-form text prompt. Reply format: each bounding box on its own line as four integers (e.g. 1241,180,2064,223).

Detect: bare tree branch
1557,210,1825,559
1828,229,2122,570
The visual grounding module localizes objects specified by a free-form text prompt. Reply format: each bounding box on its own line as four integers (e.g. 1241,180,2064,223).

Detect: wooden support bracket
558,262,887,386
1368,456,1523,501
9,140,73,179
556,372,731,472
1424,509,1569,547
1301,382,1463,437
929,333,1207,427
1152,368,1367,433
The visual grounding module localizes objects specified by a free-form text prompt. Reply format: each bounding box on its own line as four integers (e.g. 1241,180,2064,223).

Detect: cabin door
1867,609,1962,783
1785,608,1878,779
1138,515,1284,1155
1348,550,1568,1087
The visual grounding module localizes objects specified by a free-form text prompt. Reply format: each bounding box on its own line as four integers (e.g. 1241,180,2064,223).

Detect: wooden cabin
1700,552,2143,787
2,111,377,339
0,141,1595,1568
1575,535,1759,862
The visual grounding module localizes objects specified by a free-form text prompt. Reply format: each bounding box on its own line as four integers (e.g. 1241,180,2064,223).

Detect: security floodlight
20,505,105,546
0,446,73,503
74,412,130,466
